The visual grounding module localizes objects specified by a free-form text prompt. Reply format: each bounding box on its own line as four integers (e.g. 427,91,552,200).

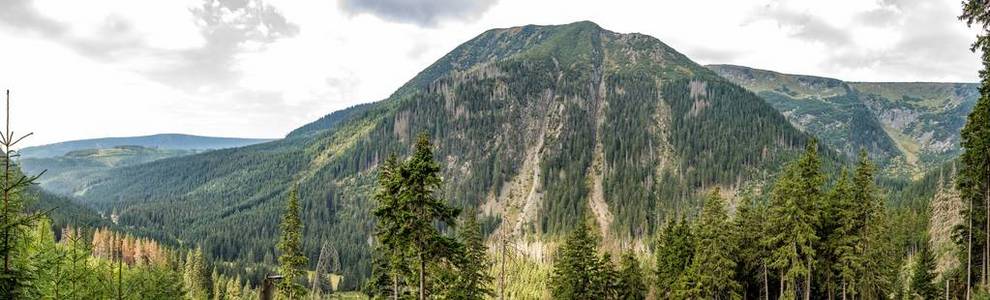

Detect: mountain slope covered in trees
20,146,196,195
709,64,978,177
19,134,272,159
71,21,822,289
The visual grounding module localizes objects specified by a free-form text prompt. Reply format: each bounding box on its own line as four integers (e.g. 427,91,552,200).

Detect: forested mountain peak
74,22,816,289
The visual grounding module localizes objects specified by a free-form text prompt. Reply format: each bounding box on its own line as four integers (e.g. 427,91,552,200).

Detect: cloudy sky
0,0,981,147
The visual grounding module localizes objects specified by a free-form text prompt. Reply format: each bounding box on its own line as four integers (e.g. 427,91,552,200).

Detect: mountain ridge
20,133,274,158
69,21,821,289
708,64,978,177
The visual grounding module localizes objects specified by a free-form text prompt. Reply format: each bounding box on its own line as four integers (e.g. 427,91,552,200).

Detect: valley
2,5,988,299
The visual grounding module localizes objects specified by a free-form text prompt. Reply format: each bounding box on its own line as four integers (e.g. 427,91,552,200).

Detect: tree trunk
393,272,399,300
827,273,833,300
842,280,846,300
985,160,990,289
419,250,425,300
780,270,785,300
804,260,811,300
970,193,975,300
763,262,770,300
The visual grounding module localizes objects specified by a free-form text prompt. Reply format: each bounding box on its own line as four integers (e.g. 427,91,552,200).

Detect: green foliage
910,241,939,299
957,1,990,297
615,251,646,300
277,189,308,299
549,220,614,299
679,188,740,299
446,211,494,300
654,217,694,297
185,246,211,299
733,193,770,299
765,142,824,299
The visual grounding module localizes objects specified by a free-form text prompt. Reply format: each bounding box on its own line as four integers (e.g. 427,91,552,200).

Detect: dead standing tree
310,240,340,299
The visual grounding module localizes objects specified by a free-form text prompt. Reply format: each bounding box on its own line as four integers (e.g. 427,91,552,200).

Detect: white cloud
0,0,981,147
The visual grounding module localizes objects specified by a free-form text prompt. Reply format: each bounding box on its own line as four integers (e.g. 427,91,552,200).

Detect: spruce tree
184,247,209,300
826,169,861,299
0,90,44,299
765,141,823,300
734,194,770,299
616,251,646,300
550,219,609,299
449,210,494,300
911,240,939,299
277,189,308,299
852,151,894,298
399,133,461,300
593,253,619,299
960,1,990,295
683,188,741,299
371,154,408,299
655,217,694,297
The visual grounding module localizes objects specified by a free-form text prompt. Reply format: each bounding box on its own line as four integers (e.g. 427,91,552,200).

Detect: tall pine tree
960,1,990,295
655,217,694,298
399,133,460,300
448,210,494,300
765,141,823,300
550,219,613,299
682,188,741,299
911,239,939,299
371,154,409,299
616,251,645,300
853,151,894,298
277,189,308,299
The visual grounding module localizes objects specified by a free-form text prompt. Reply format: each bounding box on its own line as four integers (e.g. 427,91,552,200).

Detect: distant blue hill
20,134,275,158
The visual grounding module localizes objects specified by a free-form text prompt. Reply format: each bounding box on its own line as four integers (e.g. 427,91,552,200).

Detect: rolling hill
19,134,273,158
20,145,197,196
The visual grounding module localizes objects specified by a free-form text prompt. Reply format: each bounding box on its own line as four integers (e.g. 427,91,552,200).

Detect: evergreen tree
550,219,611,299
960,1,990,295
734,193,771,299
277,189,308,299
826,169,861,299
371,154,409,299
593,253,619,299
655,217,694,298
184,246,210,300
0,90,44,299
911,240,939,299
682,188,741,299
448,210,494,300
616,251,646,300
398,133,461,300
765,141,823,300
852,151,894,298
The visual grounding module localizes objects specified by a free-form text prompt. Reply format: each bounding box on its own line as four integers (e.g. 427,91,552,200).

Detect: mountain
71,21,819,289
20,145,197,196
19,133,273,158
708,64,978,177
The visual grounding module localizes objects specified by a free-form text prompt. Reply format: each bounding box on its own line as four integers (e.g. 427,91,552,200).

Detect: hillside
19,133,273,158
708,64,978,177
20,145,196,195
73,21,819,289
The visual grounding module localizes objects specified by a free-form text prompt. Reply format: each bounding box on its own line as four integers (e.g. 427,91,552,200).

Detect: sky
0,0,982,147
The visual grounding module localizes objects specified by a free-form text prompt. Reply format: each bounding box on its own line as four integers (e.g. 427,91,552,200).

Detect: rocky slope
709,64,978,177
70,21,817,288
